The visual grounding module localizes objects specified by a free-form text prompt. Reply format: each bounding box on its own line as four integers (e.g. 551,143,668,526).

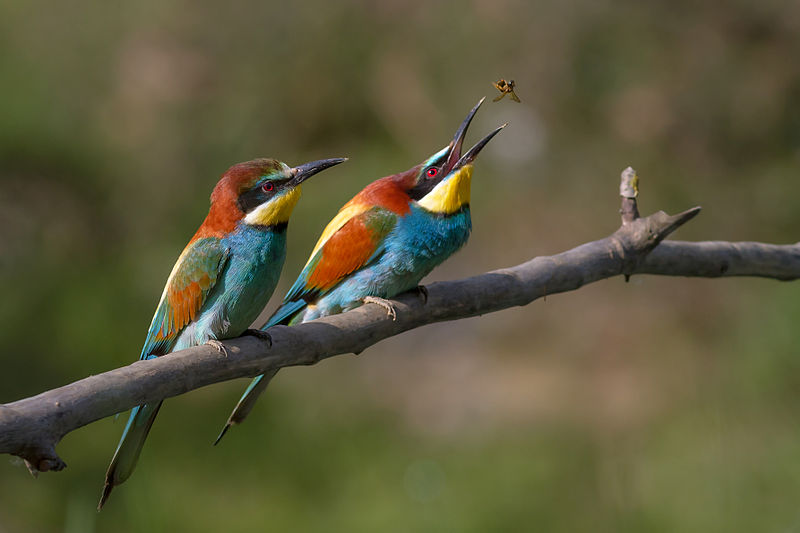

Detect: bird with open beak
216,98,506,444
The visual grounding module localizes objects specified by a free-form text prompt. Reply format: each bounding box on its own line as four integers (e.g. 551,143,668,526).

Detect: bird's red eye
426,167,438,178
262,182,274,192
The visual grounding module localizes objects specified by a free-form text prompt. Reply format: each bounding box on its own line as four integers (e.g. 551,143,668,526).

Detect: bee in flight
492,79,521,102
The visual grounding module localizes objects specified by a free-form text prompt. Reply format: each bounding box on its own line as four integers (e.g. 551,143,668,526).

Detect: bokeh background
2,1,800,531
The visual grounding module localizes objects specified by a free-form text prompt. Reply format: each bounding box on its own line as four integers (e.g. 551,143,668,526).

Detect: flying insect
493,78,521,102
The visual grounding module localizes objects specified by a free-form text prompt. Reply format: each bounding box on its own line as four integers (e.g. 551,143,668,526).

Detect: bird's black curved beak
444,97,485,172
290,157,347,186
454,123,507,169
443,98,506,172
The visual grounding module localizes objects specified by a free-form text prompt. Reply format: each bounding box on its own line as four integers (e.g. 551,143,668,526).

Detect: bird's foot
243,328,273,348
206,339,228,357
413,285,428,304
363,296,397,321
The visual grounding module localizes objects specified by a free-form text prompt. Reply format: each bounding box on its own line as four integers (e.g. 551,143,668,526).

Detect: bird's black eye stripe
237,179,292,213
238,188,266,212
409,171,442,200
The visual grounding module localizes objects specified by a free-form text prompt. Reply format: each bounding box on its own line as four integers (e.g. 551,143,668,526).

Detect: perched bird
215,99,506,443
98,156,346,510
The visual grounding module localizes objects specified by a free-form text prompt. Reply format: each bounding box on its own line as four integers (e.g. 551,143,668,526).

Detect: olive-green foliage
1,1,800,531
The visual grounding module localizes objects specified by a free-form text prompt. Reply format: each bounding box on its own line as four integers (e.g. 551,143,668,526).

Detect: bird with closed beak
98,156,346,510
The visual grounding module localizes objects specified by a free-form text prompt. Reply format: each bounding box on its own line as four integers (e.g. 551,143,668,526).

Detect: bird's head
206,157,346,233
407,98,506,215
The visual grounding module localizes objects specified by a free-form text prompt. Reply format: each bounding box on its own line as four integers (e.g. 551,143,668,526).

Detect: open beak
290,157,347,186
444,97,485,171
453,123,507,169
443,98,506,172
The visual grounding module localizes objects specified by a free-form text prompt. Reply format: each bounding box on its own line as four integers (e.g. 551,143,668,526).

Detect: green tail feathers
98,401,163,510
214,369,278,445
214,305,300,446
262,299,306,330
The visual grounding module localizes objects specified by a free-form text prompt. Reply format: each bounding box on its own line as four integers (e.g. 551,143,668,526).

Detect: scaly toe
206,339,229,357
363,296,397,321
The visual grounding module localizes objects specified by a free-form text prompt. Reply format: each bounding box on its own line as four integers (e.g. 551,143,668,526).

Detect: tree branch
2,168,798,474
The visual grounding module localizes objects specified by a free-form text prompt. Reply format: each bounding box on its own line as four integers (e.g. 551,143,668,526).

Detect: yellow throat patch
417,164,472,215
243,186,302,226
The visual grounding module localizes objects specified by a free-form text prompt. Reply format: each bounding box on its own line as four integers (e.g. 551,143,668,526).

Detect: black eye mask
408,167,444,200
237,179,290,213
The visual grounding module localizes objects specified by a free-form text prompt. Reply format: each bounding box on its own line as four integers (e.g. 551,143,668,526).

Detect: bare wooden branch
638,241,800,280
619,166,640,224
1,167,798,474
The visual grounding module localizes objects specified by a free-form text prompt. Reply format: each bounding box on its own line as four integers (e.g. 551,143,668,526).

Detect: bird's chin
417,164,472,215
243,188,302,227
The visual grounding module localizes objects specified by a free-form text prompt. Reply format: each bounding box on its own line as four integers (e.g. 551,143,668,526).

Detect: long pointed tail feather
98,401,163,510
214,369,278,445
262,299,307,330
214,300,306,445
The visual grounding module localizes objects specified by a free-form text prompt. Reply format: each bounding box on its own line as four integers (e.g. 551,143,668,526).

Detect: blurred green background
2,0,800,531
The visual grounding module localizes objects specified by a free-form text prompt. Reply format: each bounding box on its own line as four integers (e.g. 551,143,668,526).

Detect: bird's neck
353,175,414,215
192,200,242,241
191,186,302,241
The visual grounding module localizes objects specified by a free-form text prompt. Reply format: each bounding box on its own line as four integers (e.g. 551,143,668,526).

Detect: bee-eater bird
97,156,346,510
215,99,505,444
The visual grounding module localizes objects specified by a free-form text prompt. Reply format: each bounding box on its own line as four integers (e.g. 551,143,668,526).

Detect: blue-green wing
140,237,230,358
